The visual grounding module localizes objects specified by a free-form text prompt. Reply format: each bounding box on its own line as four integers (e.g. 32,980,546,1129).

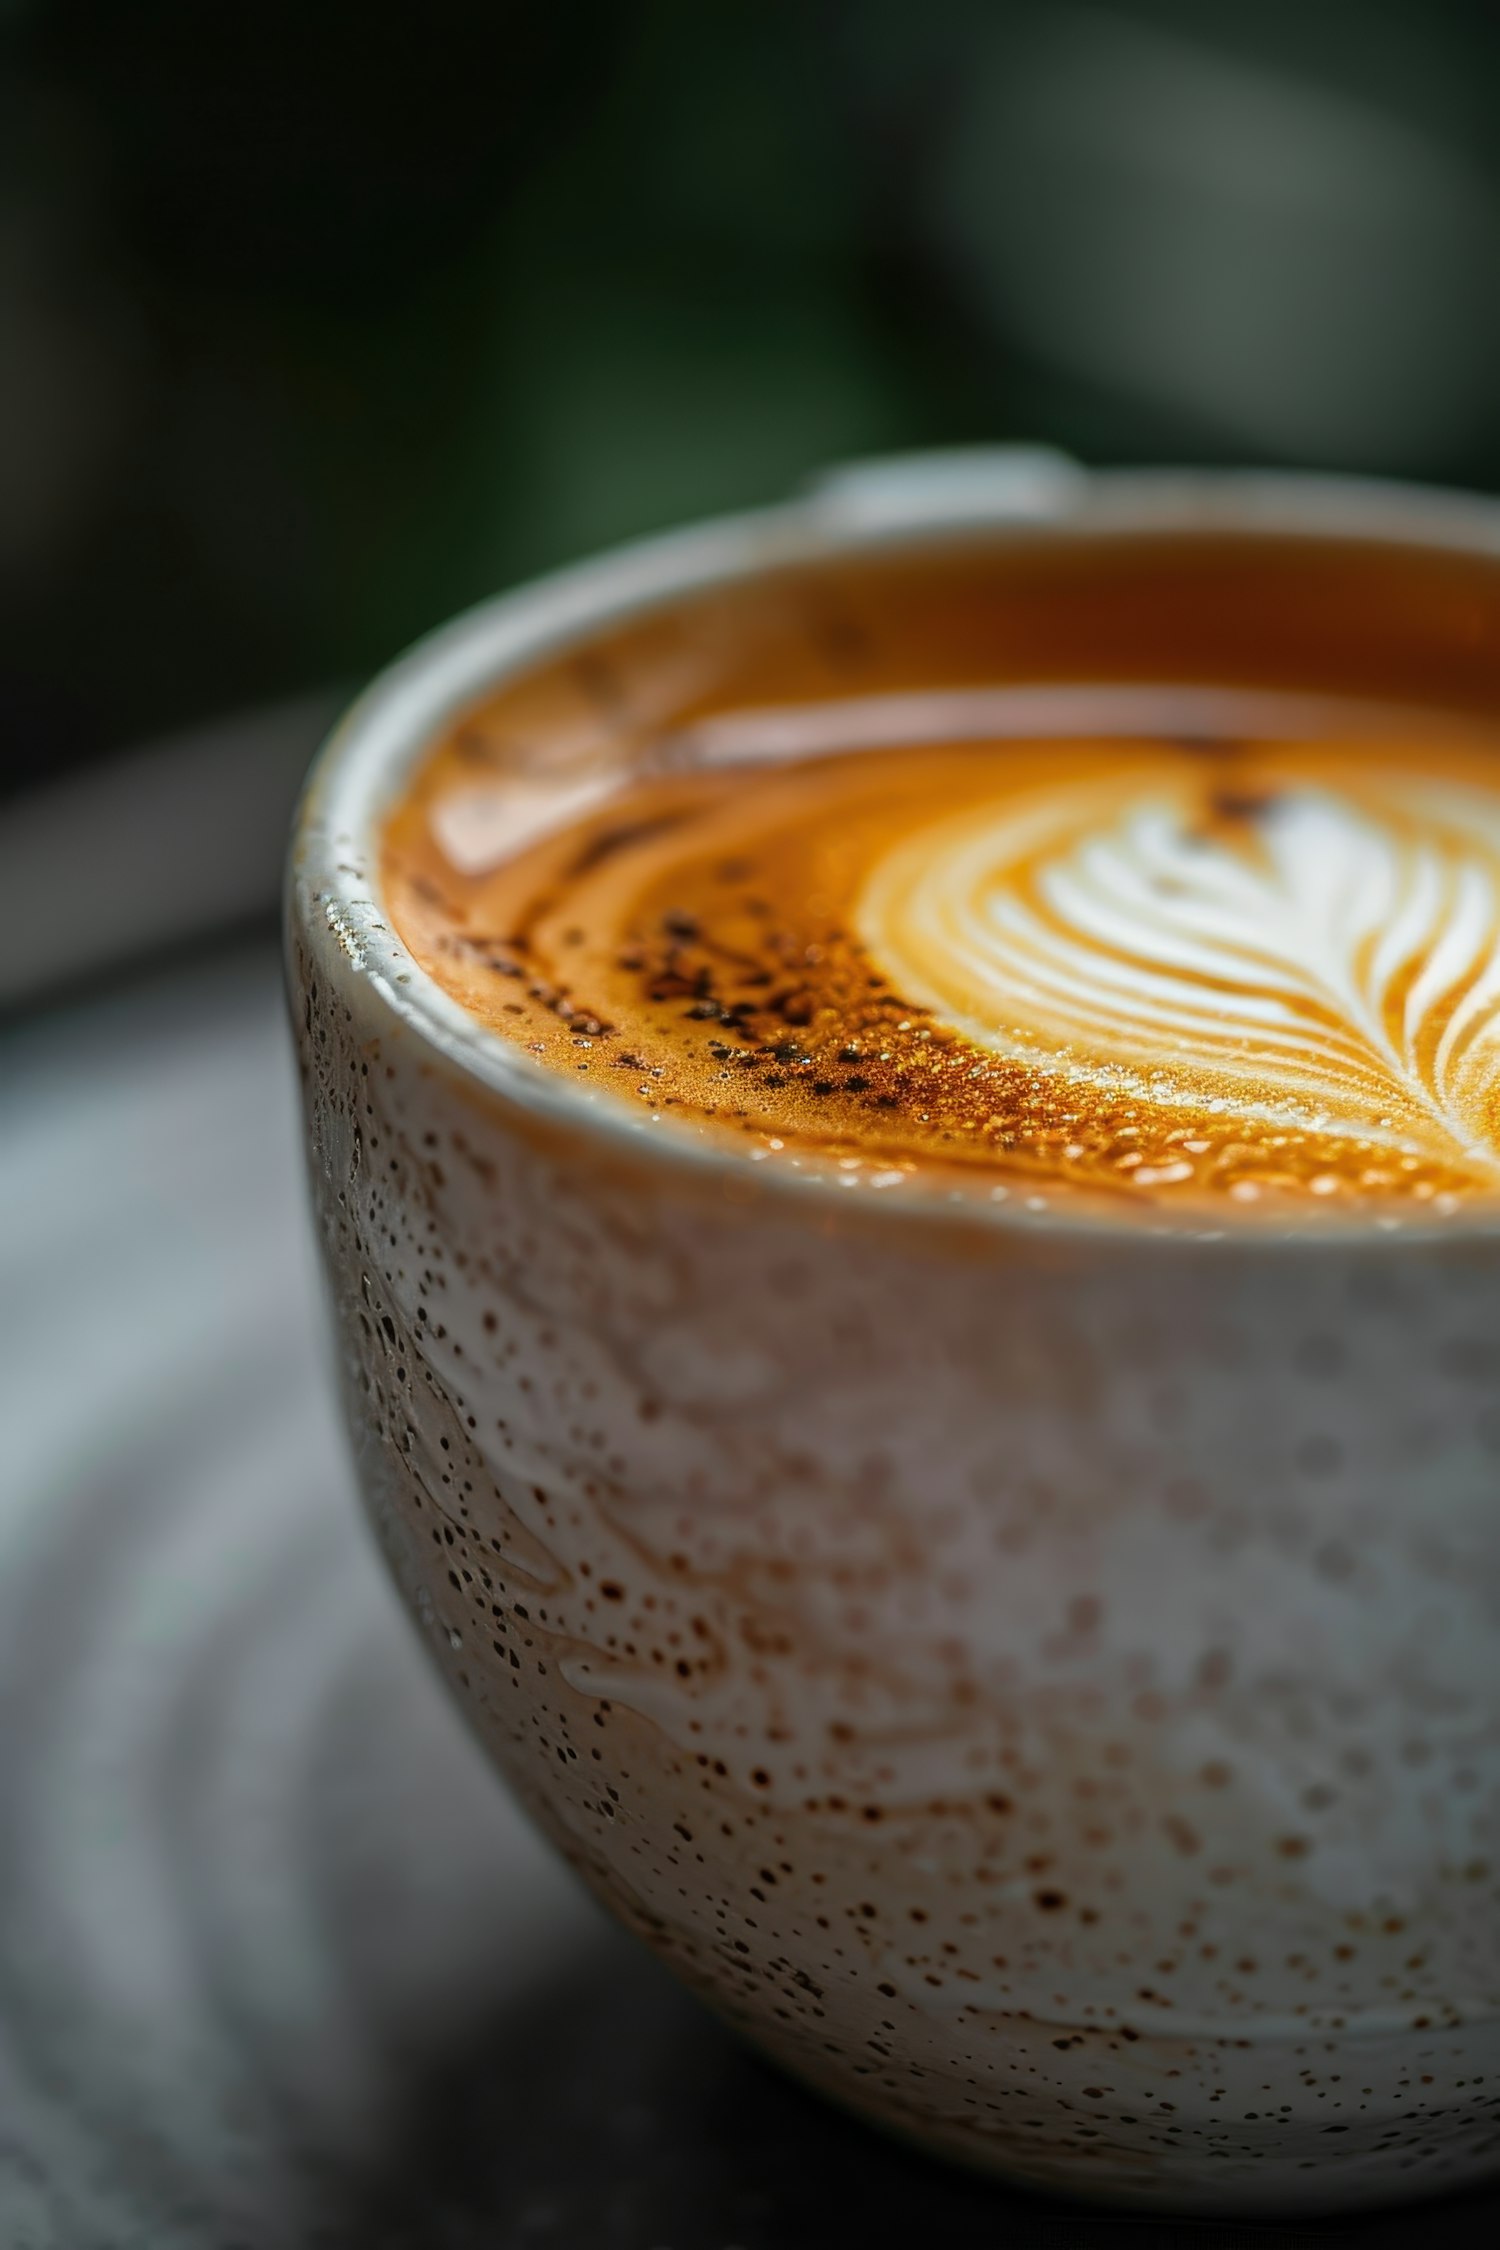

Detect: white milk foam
859,769,1500,1179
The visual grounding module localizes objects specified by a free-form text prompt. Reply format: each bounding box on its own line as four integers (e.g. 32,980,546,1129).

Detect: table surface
1,748,1497,2245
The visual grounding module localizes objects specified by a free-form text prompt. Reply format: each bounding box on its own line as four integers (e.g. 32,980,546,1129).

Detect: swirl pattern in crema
382,689,1500,1220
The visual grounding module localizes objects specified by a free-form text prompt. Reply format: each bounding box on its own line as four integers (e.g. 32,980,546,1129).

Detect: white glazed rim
293,450,1500,1248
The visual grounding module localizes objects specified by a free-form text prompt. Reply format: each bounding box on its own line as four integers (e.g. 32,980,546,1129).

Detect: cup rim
291,451,1500,1250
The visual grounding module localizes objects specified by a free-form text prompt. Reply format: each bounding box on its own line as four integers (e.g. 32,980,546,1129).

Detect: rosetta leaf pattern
866,780,1500,1176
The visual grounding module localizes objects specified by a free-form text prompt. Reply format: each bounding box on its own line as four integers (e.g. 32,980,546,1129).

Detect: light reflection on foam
434,686,1446,878
668,684,1433,770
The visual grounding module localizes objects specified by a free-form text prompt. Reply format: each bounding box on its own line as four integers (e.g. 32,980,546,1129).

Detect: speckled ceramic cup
289,455,1500,2215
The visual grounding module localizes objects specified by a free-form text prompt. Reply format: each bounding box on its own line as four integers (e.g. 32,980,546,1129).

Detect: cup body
289,459,1500,2212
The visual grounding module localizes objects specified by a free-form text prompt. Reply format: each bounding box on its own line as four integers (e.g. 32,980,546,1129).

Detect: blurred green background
4,0,1500,793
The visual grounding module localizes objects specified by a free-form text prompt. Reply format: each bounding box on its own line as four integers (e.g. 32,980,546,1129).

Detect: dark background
5,0,1500,798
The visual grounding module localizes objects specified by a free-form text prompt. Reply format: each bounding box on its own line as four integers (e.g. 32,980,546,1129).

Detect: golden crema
383,677,1500,1220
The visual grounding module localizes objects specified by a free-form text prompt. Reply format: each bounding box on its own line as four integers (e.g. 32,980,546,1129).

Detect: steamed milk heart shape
382,688,1500,1220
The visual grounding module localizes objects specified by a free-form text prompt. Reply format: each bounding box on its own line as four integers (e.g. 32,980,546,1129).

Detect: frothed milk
296,484,1500,2215
384,534,1500,1226
388,698,1500,1220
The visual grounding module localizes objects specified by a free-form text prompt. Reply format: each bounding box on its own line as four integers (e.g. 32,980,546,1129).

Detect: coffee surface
381,540,1500,1221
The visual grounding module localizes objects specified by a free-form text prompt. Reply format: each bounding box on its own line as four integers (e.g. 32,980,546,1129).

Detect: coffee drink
295,469,1500,2215
384,534,1500,1226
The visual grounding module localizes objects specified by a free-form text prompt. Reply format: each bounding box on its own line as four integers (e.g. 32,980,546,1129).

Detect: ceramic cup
289,455,1500,2214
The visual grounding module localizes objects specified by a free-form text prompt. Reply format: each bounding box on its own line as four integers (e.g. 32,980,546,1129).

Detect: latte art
383,685,1500,1220
859,775,1500,1187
